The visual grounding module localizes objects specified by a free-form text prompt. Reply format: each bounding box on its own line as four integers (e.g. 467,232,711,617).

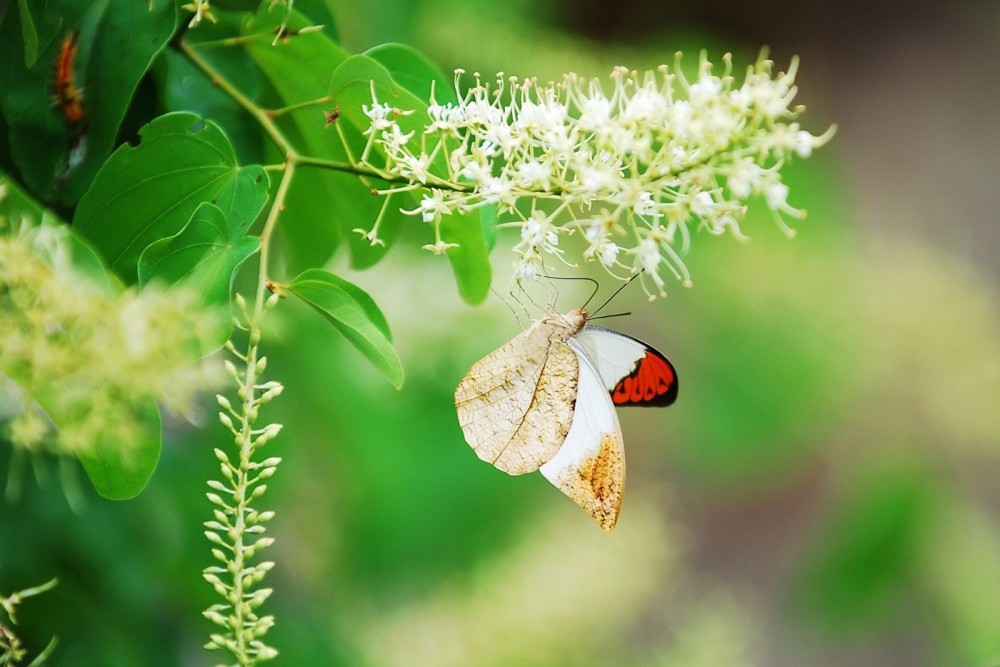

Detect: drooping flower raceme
356,53,834,296
0,216,223,455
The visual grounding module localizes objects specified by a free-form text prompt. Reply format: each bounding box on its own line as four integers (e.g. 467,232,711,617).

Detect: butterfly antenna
543,274,600,311
590,272,641,317
588,311,632,321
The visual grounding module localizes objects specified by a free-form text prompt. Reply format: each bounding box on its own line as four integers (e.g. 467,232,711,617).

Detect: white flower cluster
0,216,223,454
359,53,834,296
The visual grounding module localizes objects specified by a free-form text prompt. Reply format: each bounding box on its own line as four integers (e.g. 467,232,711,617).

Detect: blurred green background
3,0,999,665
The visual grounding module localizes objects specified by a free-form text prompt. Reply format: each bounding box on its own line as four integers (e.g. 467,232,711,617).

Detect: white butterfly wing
575,326,679,408
573,326,648,391
540,338,625,532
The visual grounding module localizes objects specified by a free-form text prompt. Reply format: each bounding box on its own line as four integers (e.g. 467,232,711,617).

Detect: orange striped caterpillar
53,32,84,125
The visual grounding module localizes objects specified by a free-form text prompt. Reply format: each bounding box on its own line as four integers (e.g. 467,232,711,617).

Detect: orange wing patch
611,349,678,407
552,431,625,532
53,32,84,125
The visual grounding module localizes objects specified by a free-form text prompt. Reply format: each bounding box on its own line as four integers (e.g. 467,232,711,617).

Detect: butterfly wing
574,326,678,407
540,338,625,532
455,322,580,475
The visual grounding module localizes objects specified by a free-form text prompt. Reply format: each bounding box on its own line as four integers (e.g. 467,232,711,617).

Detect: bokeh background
2,0,999,665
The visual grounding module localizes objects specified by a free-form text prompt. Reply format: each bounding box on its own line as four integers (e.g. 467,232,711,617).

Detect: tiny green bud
207,479,229,493
204,531,226,546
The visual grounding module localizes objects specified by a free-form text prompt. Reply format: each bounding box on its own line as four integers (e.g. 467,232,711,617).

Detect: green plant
0,579,57,666
0,2,828,664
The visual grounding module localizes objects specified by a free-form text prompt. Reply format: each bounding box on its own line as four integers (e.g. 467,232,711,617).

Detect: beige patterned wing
455,325,580,475
540,338,626,531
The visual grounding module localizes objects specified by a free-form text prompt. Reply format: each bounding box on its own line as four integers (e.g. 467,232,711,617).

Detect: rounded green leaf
73,112,268,284
76,398,162,500
138,201,261,303
365,43,458,104
287,269,402,388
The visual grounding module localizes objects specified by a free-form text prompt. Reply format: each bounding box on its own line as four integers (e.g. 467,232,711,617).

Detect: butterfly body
455,308,677,531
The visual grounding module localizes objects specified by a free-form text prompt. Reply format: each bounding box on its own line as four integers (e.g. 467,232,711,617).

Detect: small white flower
457,159,488,184
481,176,516,206
380,124,414,151
396,153,432,183
578,94,612,132
691,191,715,216
427,102,461,132
727,158,762,199
513,251,544,280
688,74,723,105
598,241,620,266
362,101,395,134
634,191,661,218
794,130,814,158
636,235,661,274
515,159,553,190
421,240,459,255
764,181,789,210
413,190,451,222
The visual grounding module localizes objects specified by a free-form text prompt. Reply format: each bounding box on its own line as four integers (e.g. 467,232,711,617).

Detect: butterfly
454,308,678,531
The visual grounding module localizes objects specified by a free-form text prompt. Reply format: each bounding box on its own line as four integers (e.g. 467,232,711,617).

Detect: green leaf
331,54,493,302
287,269,403,388
479,201,499,252
73,112,268,284
76,398,162,500
365,43,458,104
440,210,492,304
15,0,63,67
154,47,265,165
138,201,261,306
0,0,177,207
329,53,431,146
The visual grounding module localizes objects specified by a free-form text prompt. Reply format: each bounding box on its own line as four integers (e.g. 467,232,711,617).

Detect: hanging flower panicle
356,52,834,297
0,213,223,455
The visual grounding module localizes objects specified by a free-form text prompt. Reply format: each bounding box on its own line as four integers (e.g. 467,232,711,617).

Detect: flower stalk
203,293,283,665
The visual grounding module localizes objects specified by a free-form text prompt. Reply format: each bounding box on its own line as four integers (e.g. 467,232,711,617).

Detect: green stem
179,39,295,158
